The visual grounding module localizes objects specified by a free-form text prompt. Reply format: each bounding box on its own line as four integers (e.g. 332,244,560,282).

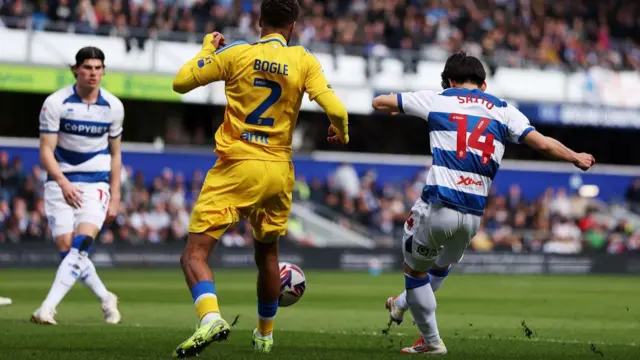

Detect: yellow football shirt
175,33,334,161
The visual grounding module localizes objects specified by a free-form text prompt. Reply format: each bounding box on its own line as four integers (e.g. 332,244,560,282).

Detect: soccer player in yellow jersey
170,0,349,357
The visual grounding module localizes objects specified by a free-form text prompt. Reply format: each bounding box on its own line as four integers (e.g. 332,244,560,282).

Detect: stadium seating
1,0,639,253
1,0,639,71
1,151,638,253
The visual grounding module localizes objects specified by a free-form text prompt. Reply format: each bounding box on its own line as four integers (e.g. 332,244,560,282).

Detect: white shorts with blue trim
44,181,110,238
402,198,481,272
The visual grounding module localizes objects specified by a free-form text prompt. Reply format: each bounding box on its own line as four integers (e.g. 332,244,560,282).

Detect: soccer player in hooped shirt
170,0,349,357
372,52,595,355
32,47,123,325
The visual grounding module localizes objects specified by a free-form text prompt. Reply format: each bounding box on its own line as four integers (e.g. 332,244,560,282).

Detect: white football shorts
402,197,481,272
44,182,110,238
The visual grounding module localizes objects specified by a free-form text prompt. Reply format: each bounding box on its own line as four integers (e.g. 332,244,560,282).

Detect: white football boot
385,295,407,325
401,336,447,355
101,292,121,324
0,297,12,306
31,305,57,325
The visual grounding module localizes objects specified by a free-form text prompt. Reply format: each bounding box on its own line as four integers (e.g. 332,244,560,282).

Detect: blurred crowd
0,151,312,247
1,0,640,70
293,163,640,254
2,151,640,255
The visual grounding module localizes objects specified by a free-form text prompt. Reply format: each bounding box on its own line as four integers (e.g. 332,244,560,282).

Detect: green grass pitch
1,269,639,360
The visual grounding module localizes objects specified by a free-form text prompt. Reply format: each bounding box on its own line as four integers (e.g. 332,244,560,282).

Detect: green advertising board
0,64,180,102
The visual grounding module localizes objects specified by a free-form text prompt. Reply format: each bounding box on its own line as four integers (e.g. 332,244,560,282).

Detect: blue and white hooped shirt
397,88,534,216
39,84,124,183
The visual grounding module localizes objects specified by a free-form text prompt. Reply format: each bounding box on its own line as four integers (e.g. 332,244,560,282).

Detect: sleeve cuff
109,130,123,139
517,126,535,143
397,93,404,113
39,129,58,134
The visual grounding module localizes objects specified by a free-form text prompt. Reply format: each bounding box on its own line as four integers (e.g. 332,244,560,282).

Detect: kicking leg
253,235,280,353
387,202,459,326
387,264,452,320
388,236,464,314
173,232,230,359
400,206,477,355
392,202,458,355
386,210,419,325
401,262,447,355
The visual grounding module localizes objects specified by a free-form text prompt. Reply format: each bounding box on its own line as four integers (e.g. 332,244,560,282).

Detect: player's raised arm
372,94,400,113
372,90,437,120
506,105,596,171
173,32,241,94
523,131,595,171
303,50,349,144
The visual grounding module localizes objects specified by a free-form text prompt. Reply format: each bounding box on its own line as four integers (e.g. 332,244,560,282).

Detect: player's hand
210,31,227,50
105,196,120,224
573,153,596,171
59,179,83,209
327,125,348,144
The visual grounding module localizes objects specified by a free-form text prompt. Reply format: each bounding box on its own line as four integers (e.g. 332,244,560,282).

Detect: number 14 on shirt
449,113,495,165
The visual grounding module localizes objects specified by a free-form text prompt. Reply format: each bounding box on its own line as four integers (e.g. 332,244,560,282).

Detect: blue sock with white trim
191,281,221,326
394,267,451,312
59,250,69,260
71,234,94,254
257,299,278,337
405,274,441,345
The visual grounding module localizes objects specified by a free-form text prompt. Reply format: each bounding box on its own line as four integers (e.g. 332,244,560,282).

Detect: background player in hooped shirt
170,0,349,357
32,47,123,325
372,52,595,355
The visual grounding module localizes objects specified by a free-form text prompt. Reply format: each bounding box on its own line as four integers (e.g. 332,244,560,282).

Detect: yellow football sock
257,300,278,336
257,318,274,336
195,295,219,319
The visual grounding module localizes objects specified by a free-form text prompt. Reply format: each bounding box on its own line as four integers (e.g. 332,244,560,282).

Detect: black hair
261,0,300,29
440,51,486,89
70,46,105,78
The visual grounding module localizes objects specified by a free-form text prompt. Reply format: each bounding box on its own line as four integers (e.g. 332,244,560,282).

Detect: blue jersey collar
257,34,288,47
